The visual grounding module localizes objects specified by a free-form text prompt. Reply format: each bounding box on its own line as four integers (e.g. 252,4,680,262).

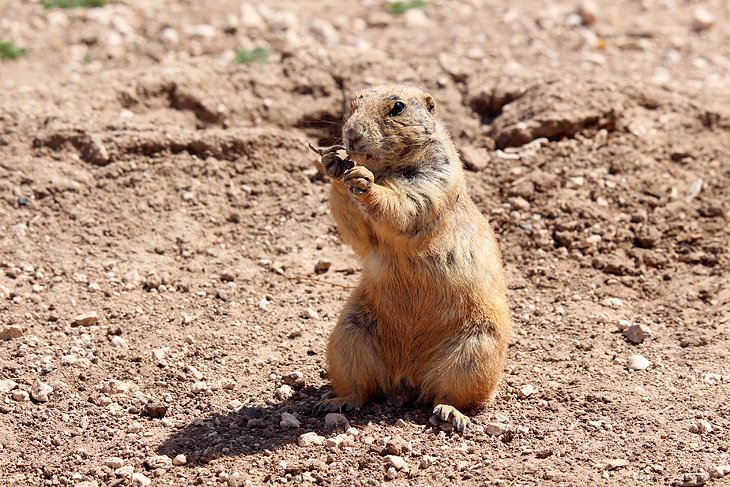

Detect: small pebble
0,380,17,393
282,371,305,389
692,6,715,31
122,270,141,287
103,457,124,469
324,412,349,428
131,472,151,486
485,422,510,436
191,382,208,394
385,455,408,470
30,380,53,402
297,432,325,447
12,390,29,402
71,311,99,326
519,384,536,398
627,354,651,371
623,324,652,344
302,308,320,320
111,336,128,348
690,419,713,434
386,466,397,480
127,422,143,433
172,454,187,466
275,384,294,400
185,365,204,380
280,412,301,429
115,465,134,478
314,260,332,274
0,325,24,340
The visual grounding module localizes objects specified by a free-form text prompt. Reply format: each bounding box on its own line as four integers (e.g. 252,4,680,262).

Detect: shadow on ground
157,385,446,465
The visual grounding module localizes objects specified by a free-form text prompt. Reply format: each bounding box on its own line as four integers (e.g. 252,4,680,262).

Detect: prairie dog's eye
389,101,406,117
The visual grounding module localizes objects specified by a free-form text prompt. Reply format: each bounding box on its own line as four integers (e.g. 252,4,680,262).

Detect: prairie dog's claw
308,143,347,157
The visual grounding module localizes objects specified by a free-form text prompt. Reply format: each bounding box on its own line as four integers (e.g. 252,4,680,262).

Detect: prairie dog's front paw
343,166,374,195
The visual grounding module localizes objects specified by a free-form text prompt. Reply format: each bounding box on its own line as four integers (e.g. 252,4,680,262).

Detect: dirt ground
1,0,729,485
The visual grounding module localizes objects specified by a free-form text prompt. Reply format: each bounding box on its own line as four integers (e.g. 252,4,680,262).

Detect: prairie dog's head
342,85,439,167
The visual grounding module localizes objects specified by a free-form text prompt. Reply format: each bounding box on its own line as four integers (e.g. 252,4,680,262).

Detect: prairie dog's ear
423,93,436,113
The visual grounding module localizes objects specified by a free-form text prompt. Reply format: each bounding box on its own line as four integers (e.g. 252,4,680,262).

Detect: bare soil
1,1,729,486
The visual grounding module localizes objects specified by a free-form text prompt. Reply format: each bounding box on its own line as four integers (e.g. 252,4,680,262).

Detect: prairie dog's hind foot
433,404,471,432
313,397,354,414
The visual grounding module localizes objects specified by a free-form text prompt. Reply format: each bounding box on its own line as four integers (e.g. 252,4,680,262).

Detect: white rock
324,436,342,449
103,457,125,469
577,0,598,25
131,472,151,486
275,384,294,400
692,7,715,31
228,399,243,410
710,465,730,479
280,412,301,429
627,354,651,371
115,465,134,478
324,412,349,428
187,24,217,38
191,382,208,394
110,336,128,348
12,389,29,402
240,3,264,28
519,384,536,398
102,380,136,395
122,270,140,287
694,419,713,434
485,422,510,436
297,432,325,447
31,380,53,402
172,454,187,466
385,455,408,470
386,466,397,479
403,8,430,27
160,27,179,46
185,365,204,380
345,427,359,437
152,348,167,361
146,455,171,469
127,422,143,433
0,379,17,393
309,19,339,44
61,354,78,366
302,307,320,320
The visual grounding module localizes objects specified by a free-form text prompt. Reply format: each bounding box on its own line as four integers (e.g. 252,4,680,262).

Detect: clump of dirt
1,1,729,486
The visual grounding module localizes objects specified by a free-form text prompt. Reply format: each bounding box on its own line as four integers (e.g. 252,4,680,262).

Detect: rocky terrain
1,0,729,485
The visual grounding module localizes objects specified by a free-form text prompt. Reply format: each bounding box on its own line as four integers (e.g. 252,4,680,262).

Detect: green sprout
0,40,28,60
235,47,269,65
386,0,427,15
42,0,107,9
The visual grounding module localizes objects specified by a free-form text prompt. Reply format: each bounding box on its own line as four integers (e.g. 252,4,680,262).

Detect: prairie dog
311,85,511,431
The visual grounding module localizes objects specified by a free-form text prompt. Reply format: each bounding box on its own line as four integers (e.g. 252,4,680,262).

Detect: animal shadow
156,385,437,465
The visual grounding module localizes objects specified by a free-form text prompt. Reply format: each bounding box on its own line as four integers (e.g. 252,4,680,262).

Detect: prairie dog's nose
344,120,365,144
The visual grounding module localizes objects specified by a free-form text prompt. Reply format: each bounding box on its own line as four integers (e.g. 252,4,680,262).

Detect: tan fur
316,85,511,429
